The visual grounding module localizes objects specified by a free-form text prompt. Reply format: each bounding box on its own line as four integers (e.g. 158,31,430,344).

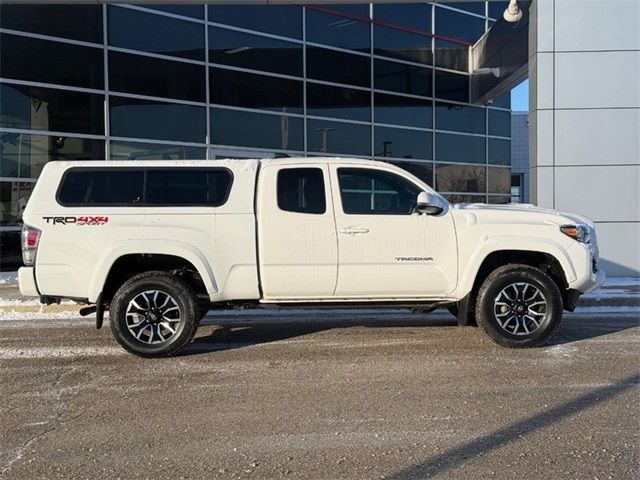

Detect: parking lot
1,309,638,479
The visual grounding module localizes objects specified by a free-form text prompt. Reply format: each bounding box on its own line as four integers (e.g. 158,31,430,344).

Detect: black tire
110,271,200,357
475,264,562,348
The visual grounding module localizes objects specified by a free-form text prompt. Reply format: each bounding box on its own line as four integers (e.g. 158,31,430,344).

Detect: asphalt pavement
0,309,638,479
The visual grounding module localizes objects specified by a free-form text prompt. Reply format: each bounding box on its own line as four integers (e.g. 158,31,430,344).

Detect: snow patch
0,310,85,321
572,305,640,314
0,346,125,359
604,277,640,287
0,272,18,285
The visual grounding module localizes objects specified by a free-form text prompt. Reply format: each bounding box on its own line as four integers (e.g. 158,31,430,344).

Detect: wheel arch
454,240,576,324
88,241,218,304
470,250,570,299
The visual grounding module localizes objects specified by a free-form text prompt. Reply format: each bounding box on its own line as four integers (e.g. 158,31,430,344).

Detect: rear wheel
110,271,199,357
475,264,562,348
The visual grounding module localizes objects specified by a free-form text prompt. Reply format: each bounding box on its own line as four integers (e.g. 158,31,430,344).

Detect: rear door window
277,168,326,214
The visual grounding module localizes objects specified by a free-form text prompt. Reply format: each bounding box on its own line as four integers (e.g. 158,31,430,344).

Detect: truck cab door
257,164,338,300
329,164,457,298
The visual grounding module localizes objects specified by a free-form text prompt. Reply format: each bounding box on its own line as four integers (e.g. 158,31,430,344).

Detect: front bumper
569,257,606,294
567,240,606,294
587,268,606,293
18,267,39,297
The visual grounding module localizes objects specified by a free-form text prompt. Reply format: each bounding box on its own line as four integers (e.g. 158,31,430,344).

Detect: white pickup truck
18,158,605,357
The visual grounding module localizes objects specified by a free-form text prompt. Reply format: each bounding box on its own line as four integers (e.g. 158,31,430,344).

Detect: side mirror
416,191,444,216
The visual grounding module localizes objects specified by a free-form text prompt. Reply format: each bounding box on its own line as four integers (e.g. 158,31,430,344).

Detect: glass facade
0,2,511,248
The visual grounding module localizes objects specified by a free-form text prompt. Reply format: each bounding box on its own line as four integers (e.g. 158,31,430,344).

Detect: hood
450,202,594,228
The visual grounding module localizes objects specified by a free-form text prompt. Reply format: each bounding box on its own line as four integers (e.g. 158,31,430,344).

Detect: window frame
336,167,423,216
276,167,327,215
56,166,234,208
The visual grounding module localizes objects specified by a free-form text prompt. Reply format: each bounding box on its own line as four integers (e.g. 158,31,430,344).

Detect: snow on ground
0,271,637,321
582,288,639,299
0,305,638,322
0,310,86,321
0,272,18,285
0,272,637,289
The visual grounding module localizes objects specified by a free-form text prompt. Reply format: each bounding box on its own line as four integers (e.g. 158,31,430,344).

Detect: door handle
340,226,370,235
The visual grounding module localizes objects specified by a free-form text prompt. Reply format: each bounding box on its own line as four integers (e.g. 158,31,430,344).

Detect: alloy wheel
493,282,548,336
125,290,182,344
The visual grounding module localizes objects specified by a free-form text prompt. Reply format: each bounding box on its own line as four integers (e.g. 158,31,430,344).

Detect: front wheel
110,271,200,357
475,264,562,348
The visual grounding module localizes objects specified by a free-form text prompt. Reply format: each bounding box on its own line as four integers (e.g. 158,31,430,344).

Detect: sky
511,80,529,112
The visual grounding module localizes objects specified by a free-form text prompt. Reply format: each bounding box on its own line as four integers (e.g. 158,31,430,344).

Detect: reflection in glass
488,166,511,193
0,83,104,135
338,167,421,215
375,93,432,129
374,26,432,65
488,109,511,137
435,70,469,101
387,160,433,186
211,108,303,151
145,4,204,19
0,181,33,226
493,92,511,109
0,33,104,90
374,59,432,97
437,2,486,16
489,138,511,165
110,97,206,143
307,83,370,122
0,4,103,43
109,51,206,102
209,5,302,39
307,47,370,88
1,133,104,179
436,133,485,163
375,126,432,160
210,67,303,114
434,39,469,71
373,3,432,31
209,26,303,77
307,119,370,156
373,4,431,65
435,101,485,134
444,193,486,204
436,163,486,193
488,1,510,20
510,173,523,203
146,170,232,206
110,141,205,160
488,195,511,204
435,7,486,43
306,5,370,53
108,6,205,61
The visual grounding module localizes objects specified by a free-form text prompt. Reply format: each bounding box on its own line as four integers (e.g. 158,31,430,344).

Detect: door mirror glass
416,191,444,215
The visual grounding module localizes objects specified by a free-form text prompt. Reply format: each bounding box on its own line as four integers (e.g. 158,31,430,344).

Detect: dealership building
0,1,638,276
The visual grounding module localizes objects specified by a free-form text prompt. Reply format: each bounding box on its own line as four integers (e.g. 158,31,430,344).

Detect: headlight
560,224,591,243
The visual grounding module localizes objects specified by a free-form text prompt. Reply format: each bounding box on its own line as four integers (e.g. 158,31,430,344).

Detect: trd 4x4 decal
42,216,109,225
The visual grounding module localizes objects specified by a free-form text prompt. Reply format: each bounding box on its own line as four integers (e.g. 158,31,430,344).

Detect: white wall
529,0,640,277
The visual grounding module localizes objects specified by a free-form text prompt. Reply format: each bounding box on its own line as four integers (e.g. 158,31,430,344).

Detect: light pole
314,128,335,153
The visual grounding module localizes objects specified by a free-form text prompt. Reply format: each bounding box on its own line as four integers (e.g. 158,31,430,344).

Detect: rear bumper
18,267,39,297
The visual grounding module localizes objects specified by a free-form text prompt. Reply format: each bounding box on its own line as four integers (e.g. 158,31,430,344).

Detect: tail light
21,225,41,266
